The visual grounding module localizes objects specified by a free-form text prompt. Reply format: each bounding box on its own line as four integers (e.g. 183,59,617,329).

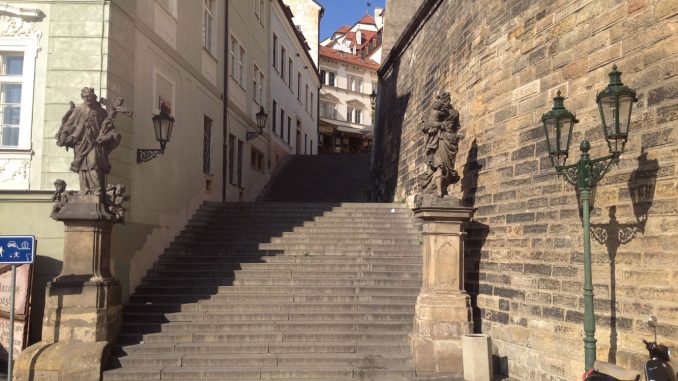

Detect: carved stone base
15,195,122,380
41,279,121,343
410,292,472,374
410,193,474,376
13,341,110,381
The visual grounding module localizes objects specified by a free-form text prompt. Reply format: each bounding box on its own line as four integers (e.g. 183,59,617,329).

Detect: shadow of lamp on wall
541,65,638,371
587,150,658,364
137,106,175,163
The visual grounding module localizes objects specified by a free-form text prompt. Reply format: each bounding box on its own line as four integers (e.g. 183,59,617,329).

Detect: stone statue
55,88,131,196
418,92,463,197
50,179,71,217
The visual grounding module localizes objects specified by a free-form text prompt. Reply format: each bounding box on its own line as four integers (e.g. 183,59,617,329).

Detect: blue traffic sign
0,236,35,264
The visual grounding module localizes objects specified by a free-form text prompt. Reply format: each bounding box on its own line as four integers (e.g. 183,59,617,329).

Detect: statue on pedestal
418,92,463,197
55,87,131,197
52,88,132,222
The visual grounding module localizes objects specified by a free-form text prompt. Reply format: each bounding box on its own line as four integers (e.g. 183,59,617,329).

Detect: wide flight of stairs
102,201,439,381
257,153,371,202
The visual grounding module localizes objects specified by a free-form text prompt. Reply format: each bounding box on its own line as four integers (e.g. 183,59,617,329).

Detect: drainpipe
222,0,229,202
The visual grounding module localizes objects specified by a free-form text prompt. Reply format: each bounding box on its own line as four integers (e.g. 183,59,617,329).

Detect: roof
337,25,351,34
357,14,375,25
319,46,379,70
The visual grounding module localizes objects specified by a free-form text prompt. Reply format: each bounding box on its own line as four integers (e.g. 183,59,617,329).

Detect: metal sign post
0,236,35,381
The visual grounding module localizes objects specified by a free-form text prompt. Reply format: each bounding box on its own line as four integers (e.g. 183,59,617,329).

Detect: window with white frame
347,107,363,124
320,70,336,87
0,40,36,150
203,0,216,55
297,72,301,100
230,35,237,79
259,71,264,105
310,92,314,118
238,46,245,86
280,47,286,80
272,33,278,70
252,65,259,103
288,58,293,89
347,75,363,93
320,101,337,119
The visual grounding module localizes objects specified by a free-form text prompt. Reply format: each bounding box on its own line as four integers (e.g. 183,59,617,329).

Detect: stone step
119,330,410,345
121,320,413,334
122,311,415,323
133,284,421,296
152,262,421,272
116,341,411,356
145,269,421,280
127,292,418,306
138,276,421,287
157,253,422,264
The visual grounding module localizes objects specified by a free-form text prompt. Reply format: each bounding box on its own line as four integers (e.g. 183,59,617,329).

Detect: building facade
318,9,382,154
0,0,226,343
226,0,320,202
373,1,678,380
226,0,270,201
269,0,320,166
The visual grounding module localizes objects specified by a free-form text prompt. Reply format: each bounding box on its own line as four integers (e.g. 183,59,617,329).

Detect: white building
0,0,226,341
269,0,320,164
318,9,383,153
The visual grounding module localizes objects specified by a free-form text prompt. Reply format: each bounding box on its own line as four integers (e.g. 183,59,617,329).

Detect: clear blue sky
318,0,386,41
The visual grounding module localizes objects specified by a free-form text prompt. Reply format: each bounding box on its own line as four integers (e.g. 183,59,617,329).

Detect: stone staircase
101,201,455,381
257,153,371,202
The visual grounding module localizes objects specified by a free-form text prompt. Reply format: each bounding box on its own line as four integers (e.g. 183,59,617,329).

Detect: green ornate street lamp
541,65,637,372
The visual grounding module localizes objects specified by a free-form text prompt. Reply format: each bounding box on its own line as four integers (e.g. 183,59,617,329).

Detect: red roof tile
357,14,375,25
319,46,379,70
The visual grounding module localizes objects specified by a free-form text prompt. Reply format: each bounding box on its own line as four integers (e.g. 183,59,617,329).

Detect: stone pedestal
410,194,474,376
14,195,122,381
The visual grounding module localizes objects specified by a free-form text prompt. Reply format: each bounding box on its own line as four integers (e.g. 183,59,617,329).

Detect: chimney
374,7,384,29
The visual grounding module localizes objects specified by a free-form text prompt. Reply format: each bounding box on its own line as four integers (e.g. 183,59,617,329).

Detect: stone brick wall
373,0,678,379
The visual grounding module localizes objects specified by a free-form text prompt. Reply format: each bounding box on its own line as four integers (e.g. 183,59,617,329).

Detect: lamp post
541,65,637,371
137,109,175,163
247,105,268,141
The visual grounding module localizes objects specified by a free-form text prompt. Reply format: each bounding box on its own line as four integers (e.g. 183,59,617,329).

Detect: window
347,75,363,93
288,58,293,88
297,72,301,100
272,34,278,70
280,108,285,137
203,116,212,174
310,92,314,118
272,99,277,135
320,102,337,119
203,0,216,54
280,47,286,79
252,65,259,103
252,65,264,105
0,46,35,149
305,84,308,107
304,133,307,154
230,36,237,79
258,0,265,24
238,46,245,85
251,147,264,172
259,71,264,105
228,134,236,185
321,71,336,87
310,139,313,155
230,36,245,86
237,139,243,187
347,107,362,124
287,119,292,145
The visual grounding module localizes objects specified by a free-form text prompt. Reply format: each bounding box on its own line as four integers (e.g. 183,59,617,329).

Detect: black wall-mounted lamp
247,105,268,141
137,110,175,163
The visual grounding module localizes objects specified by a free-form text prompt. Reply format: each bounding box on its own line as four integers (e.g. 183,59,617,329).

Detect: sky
318,0,386,41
